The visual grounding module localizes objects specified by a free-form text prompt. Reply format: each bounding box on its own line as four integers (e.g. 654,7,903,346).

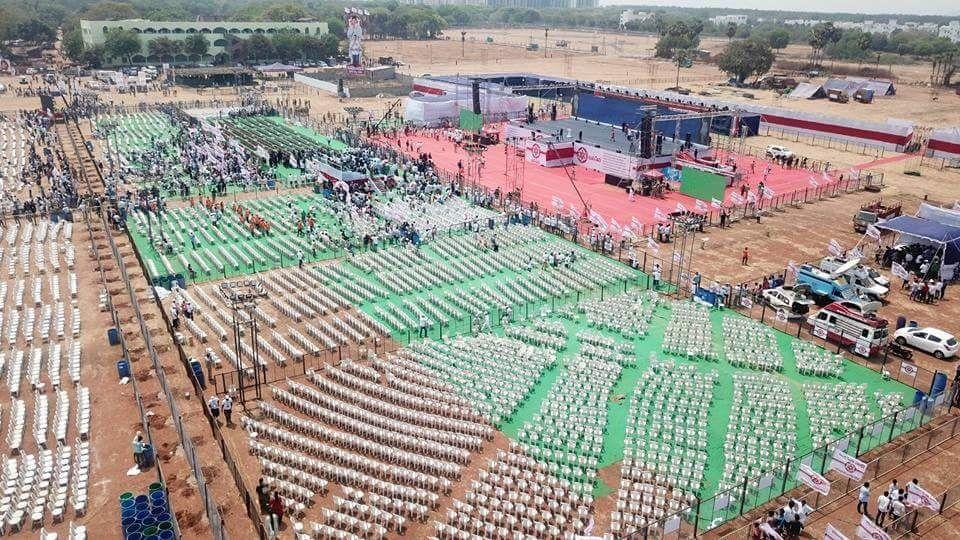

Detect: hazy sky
599,0,960,17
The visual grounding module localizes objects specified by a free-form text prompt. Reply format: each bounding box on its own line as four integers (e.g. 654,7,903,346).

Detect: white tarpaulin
403,93,459,125
572,142,639,179
917,202,960,229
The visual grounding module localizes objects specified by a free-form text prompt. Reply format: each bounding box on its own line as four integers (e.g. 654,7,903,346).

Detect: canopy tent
846,77,895,96
255,62,302,73
788,83,826,100
917,202,960,229
876,215,960,268
823,78,863,96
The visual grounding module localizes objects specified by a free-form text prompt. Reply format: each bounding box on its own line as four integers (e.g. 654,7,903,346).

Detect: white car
894,327,958,359
761,285,814,316
765,145,793,159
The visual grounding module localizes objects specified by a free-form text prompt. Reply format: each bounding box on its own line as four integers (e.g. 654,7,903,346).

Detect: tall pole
544,27,549,58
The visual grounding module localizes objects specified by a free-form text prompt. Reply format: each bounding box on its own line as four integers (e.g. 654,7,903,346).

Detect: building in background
619,10,653,29
940,21,960,43
709,15,748,26
79,19,329,65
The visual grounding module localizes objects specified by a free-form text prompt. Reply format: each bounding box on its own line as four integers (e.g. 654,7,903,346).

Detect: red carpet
377,129,842,237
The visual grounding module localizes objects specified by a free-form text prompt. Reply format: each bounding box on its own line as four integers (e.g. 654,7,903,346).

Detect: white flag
809,175,820,188
760,523,784,540
849,247,864,260
865,224,882,239
747,191,757,203
731,193,744,205
907,484,941,511
762,186,775,200
711,197,723,209
673,252,683,263
695,199,708,213
654,208,667,222
609,218,622,233
589,209,608,229
647,236,660,252
798,464,830,496
828,239,844,256
551,195,564,208
829,448,867,480
675,202,687,213
856,514,890,540
630,217,642,231
891,262,910,280
787,260,798,274
825,523,849,540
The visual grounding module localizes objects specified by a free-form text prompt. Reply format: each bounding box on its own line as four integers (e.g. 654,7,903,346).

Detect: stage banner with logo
798,464,830,495
829,448,867,480
856,514,890,540
573,142,638,179
825,523,849,540
525,140,574,167
906,484,941,511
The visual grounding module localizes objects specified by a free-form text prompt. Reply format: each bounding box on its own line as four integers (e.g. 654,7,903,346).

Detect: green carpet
315,227,915,511
128,193,351,284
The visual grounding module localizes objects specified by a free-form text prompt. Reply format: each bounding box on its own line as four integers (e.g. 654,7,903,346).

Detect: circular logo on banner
529,144,541,159
844,462,857,473
576,147,589,163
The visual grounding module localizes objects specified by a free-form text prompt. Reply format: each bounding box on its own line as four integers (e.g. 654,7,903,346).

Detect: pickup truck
853,198,901,233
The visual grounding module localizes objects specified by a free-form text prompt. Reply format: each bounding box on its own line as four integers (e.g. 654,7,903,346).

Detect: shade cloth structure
917,203,960,229
823,78,863,96
788,83,826,99
255,62,302,73
845,77,895,96
875,215,960,265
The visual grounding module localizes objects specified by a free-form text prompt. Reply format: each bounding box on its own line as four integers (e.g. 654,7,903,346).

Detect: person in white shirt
875,491,891,525
221,394,233,426
890,495,906,529
208,395,220,421
857,482,870,516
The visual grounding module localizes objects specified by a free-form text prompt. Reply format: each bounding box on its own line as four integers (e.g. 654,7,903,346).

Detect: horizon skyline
599,0,960,17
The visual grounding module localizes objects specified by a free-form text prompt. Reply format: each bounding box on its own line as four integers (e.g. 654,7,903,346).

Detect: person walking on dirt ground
741,247,749,266
208,394,220,423
876,490,891,526
222,393,233,426
857,482,870,517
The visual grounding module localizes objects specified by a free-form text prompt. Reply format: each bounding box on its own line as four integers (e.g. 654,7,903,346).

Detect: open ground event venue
4,9,960,539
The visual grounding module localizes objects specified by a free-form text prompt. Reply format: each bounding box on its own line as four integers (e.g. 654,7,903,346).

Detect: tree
302,34,339,61
367,7,391,39
148,37,181,62
272,31,303,62
718,38,775,84
767,29,790,50
726,22,737,41
259,3,308,22
246,34,275,62
809,22,842,67
182,33,209,59
63,28,85,61
15,19,55,43
326,18,345,40
80,45,106,68
654,21,702,59
104,29,141,65
82,1,138,21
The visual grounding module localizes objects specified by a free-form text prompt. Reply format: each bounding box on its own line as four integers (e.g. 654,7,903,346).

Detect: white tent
788,83,826,99
403,92,459,125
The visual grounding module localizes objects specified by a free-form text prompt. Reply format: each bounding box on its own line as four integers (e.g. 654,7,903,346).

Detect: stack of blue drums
119,482,176,540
